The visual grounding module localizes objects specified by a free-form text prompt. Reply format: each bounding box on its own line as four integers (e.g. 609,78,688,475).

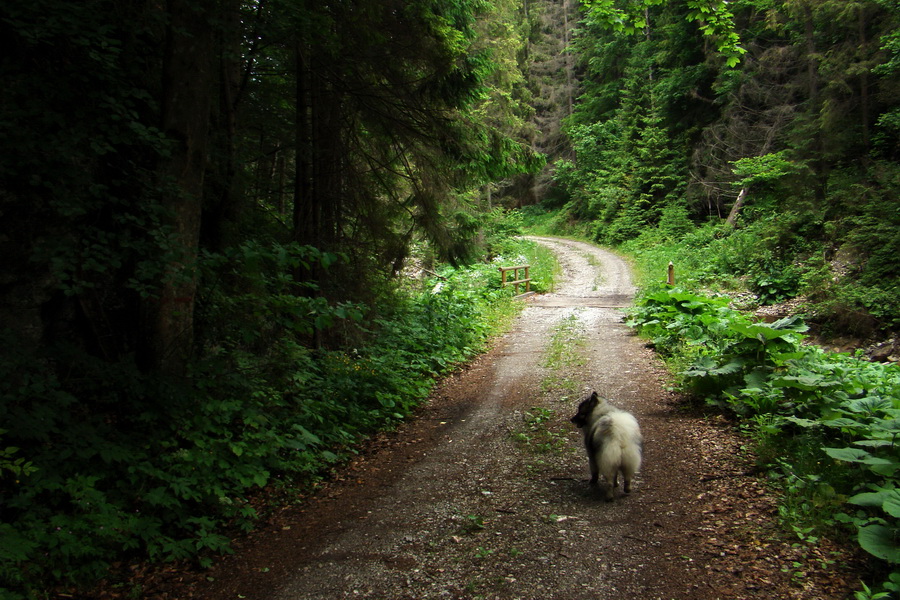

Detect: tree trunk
725,187,748,228
563,0,574,118
202,0,243,252
293,41,316,247
143,0,214,377
801,1,828,201
294,44,342,252
803,3,819,104
858,5,871,153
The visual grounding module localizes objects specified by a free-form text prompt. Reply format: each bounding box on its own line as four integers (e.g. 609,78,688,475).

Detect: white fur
576,395,643,500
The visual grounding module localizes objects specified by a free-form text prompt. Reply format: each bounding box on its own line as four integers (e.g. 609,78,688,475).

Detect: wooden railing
498,264,531,295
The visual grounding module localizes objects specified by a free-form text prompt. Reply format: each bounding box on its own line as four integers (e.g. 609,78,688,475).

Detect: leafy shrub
627,286,900,594
627,287,809,404
0,239,538,598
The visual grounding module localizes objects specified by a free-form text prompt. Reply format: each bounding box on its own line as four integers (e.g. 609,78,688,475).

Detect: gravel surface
176,237,862,600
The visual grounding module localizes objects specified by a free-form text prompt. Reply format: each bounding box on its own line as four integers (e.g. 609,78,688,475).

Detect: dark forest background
2,0,899,597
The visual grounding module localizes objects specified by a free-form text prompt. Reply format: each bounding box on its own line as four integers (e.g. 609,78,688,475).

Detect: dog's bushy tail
595,413,642,487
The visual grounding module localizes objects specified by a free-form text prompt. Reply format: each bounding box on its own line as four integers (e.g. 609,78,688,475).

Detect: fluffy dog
570,391,643,500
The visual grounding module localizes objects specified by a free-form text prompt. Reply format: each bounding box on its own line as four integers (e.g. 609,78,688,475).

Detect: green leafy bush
627,286,900,592
0,238,542,598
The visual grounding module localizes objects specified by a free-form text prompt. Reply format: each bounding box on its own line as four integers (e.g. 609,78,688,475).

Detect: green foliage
0,238,530,597
730,151,805,188
561,3,715,246
512,407,569,455
557,0,900,331
627,285,900,591
582,0,745,66
0,431,36,483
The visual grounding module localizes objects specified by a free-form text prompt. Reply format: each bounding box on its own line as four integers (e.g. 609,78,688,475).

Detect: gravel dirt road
187,237,862,600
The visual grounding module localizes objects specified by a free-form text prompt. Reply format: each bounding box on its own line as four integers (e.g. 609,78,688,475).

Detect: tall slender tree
144,0,216,376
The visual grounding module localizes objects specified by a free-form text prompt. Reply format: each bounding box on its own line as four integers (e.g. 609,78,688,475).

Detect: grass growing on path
541,313,587,397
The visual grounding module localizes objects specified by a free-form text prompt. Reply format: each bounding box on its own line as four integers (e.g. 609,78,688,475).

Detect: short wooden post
667,262,675,286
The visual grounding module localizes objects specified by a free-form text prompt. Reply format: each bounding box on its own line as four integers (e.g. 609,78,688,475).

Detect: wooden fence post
498,265,532,296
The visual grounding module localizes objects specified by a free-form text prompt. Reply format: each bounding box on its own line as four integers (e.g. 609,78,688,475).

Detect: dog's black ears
590,391,599,401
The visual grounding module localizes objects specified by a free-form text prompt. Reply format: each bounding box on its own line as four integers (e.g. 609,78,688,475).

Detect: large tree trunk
143,0,214,377
858,5,871,154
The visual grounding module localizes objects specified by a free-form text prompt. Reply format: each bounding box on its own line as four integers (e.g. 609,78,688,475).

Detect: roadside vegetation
0,224,548,599
626,285,900,599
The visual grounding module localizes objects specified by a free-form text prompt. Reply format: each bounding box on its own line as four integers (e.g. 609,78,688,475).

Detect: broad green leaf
849,397,892,415
771,374,831,391
784,416,820,428
730,322,794,343
743,368,769,390
872,418,900,434
885,491,900,518
824,447,872,463
821,418,864,429
855,439,897,448
850,490,892,508
871,462,900,477
858,524,900,563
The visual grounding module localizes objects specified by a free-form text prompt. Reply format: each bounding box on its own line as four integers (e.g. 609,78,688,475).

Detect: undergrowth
0,234,552,599
627,286,900,597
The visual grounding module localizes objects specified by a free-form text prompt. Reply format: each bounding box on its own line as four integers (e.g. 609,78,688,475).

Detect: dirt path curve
194,237,858,600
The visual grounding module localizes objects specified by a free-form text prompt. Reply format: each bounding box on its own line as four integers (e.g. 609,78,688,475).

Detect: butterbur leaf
824,447,872,463
871,462,900,477
885,491,900,519
848,397,892,415
858,524,900,563
784,416,820,428
821,418,864,429
850,490,891,508
743,368,769,390
685,356,746,378
855,439,896,448
712,359,745,376
772,374,828,391
770,316,808,332
873,414,900,429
